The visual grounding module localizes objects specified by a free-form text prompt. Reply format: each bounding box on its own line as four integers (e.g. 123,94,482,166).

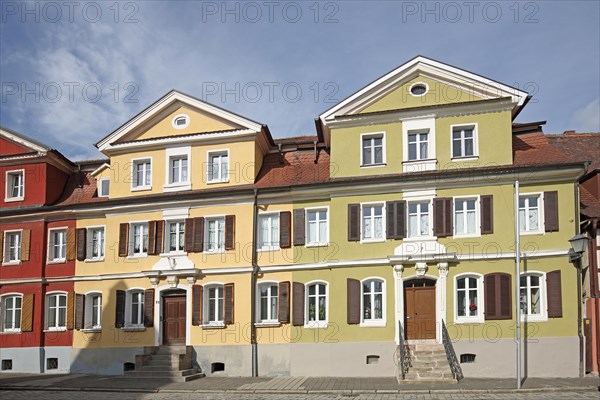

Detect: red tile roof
546,132,600,171
54,171,107,206
255,149,330,187
580,184,600,218
512,132,572,166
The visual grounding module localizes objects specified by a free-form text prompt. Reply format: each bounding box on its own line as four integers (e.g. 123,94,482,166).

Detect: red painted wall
45,164,69,205
0,163,48,208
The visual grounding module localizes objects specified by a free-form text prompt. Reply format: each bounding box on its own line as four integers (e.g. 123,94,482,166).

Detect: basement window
124,362,135,371
460,353,476,364
211,362,225,373
1,359,12,370
366,355,380,365
46,358,58,370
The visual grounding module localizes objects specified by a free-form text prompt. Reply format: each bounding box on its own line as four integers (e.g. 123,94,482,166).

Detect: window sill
451,156,479,162
360,321,386,328
0,329,21,334
127,254,148,259
360,238,385,244
159,251,188,257
47,259,67,265
454,318,484,325
519,230,544,236
4,197,24,203
206,179,230,185
257,247,281,253
360,163,386,168
44,328,67,332
122,326,146,332
201,322,225,329
163,182,192,192
131,186,152,192
453,233,481,239
402,159,437,173
84,258,104,263
305,242,329,248
2,261,22,267
403,236,436,242
204,249,225,255
521,315,547,323
254,322,281,328
81,328,102,333
304,322,328,329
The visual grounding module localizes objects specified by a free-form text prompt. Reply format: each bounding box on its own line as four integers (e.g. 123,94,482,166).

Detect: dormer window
172,114,190,129
5,170,24,201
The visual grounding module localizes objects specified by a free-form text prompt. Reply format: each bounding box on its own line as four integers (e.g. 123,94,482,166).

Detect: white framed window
360,132,385,166
48,229,67,263
84,292,102,330
305,281,328,327
5,170,24,201
87,227,105,260
361,278,385,327
170,156,188,184
520,273,546,321
451,124,477,159
98,178,110,197
172,114,190,129
164,147,192,191
407,131,429,161
455,274,484,323
205,217,225,252
257,282,278,323
1,295,22,332
258,213,280,251
131,158,151,189
126,290,144,327
519,194,543,234
306,208,328,246
454,197,480,237
204,284,224,325
166,221,185,253
207,150,229,183
361,203,385,242
46,292,67,330
129,223,148,256
408,201,431,238
2,231,21,265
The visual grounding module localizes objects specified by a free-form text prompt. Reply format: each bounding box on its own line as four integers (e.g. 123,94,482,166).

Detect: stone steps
125,345,204,382
398,342,457,383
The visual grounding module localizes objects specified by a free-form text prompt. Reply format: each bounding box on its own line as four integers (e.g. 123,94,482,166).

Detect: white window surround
519,192,545,235
83,291,102,331
519,271,548,322
98,177,110,197
131,157,152,191
0,293,23,333
5,169,24,202
406,200,434,240
304,280,328,329
360,132,386,167
159,209,190,257
408,82,429,97
2,230,22,266
47,227,67,264
85,226,105,262
257,212,281,252
172,113,190,129
450,123,479,161
402,117,436,172
453,195,481,238
202,282,225,328
128,221,149,258
204,215,226,253
256,281,279,325
124,288,145,328
164,146,192,192
360,202,386,243
206,149,230,184
165,220,185,254
305,206,329,247
45,291,67,331
360,277,386,327
454,273,484,324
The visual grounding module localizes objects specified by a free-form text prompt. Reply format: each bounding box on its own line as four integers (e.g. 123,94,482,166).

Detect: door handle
406,316,411,319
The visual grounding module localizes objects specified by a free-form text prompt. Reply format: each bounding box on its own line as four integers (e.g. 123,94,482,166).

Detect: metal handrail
397,320,411,379
441,319,464,382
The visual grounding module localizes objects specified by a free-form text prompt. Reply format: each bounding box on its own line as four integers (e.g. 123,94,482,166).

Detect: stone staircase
401,342,456,383
125,345,204,382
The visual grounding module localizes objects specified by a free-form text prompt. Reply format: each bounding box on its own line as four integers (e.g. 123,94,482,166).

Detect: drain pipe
251,188,259,377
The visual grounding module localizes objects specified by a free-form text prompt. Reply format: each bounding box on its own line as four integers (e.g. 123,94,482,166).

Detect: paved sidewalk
0,373,598,394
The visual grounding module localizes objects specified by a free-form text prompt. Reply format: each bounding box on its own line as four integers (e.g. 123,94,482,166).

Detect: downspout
251,188,259,376
573,168,587,378
591,218,600,374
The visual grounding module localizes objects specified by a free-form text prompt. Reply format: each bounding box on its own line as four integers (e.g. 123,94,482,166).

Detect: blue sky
1,0,598,160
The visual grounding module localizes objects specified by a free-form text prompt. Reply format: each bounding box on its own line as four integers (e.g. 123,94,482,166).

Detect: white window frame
305,207,329,247
407,200,433,239
131,157,152,191
360,277,386,327
47,228,67,264
5,169,24,202
128,221,149,258
360,202,386,243
454,273,484,324
257,212,280,251
164,146,192,192
83,292,102,331
165,220,186,254
98,177,110,197
519,192,544,235
204,215,226,253
520,272,547,322
86,226,105,261
453,196,481,238
45,292,67,331
304,280,328,329
1,293,23,333
256,281,279,325
407,130,430,161
172,113,190,129
206,149,230,184
2,230,22,266
450,123,478,160
203,283,225,327
124,288,145,328
360,132,386,167
402,117,436,172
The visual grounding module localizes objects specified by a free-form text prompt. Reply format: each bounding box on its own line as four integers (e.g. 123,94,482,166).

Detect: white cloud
573,98,600,132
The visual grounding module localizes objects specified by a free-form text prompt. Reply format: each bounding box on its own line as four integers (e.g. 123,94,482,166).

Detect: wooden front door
404,279,436,340
163,296,186,345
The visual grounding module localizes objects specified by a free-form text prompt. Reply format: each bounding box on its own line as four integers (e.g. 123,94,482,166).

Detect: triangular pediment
1,126,50,156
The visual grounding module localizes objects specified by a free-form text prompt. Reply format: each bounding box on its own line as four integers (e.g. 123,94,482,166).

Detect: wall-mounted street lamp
569,234,588,259
569,233,589,378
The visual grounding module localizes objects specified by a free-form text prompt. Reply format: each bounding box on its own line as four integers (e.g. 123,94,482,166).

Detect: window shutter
144,289,155,327
192,285,203,326
547,270,563,318
193,217,204,252
115,290,126,328
20,229,31,261
348,204,360,241
499,274,512,319
147,221,157,255
280,211,292,248
75,294,85,330
485,273,512,320
184,218,195,252
118,223,129,257
481,195,494,234
293,209,305,246
484,274,496,319
21,293,34,332
544,191,559,232
397,200,406,239
0,231,4,262
292,282,305,326
433,198,452,237
66,228,76,261
225,215,235,250
224,283,234,324
278,281,291,323
76,228,87,261
155,220,165,254
386,202,399,239
347,278,361,325
67,291,75,330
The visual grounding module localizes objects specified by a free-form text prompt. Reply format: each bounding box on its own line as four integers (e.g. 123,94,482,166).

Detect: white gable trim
90,163,110,177
0,127,49,154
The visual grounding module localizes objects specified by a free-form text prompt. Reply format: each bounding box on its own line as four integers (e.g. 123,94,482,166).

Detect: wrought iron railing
397,320,411,379
441,319,463,382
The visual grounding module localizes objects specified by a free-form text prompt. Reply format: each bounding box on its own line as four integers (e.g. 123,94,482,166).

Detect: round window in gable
172,114,190,129
409,82,428,97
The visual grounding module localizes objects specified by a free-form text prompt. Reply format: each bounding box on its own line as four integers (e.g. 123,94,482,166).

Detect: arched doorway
162,289,187,345
404,278,436,340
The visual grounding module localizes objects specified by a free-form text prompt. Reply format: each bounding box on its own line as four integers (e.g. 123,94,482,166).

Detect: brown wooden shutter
484,274,497,319
279,211,292,248
293,209,305,246
67,291,75,330
118,223,129,257
292,282,305,326
155,220,165,254
225,215,235,250
544,191,559,232
66,228,76,261
347,278,361,324
433,198,452,237
192,285,203,326
184,218,195,252
143,289,154,327
115,290,126,328
75,294,85,330
147,221,157,255
224,283,234,324
20,229,31,261
278,281,291,323
499,274,512,319
547,270,563,318
485,273,512,320
397,200,406,239
481,195,494,234
193,217,204,252
20,293,34,332
348,204,360,241
386,202,400,239
76,228,87,261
